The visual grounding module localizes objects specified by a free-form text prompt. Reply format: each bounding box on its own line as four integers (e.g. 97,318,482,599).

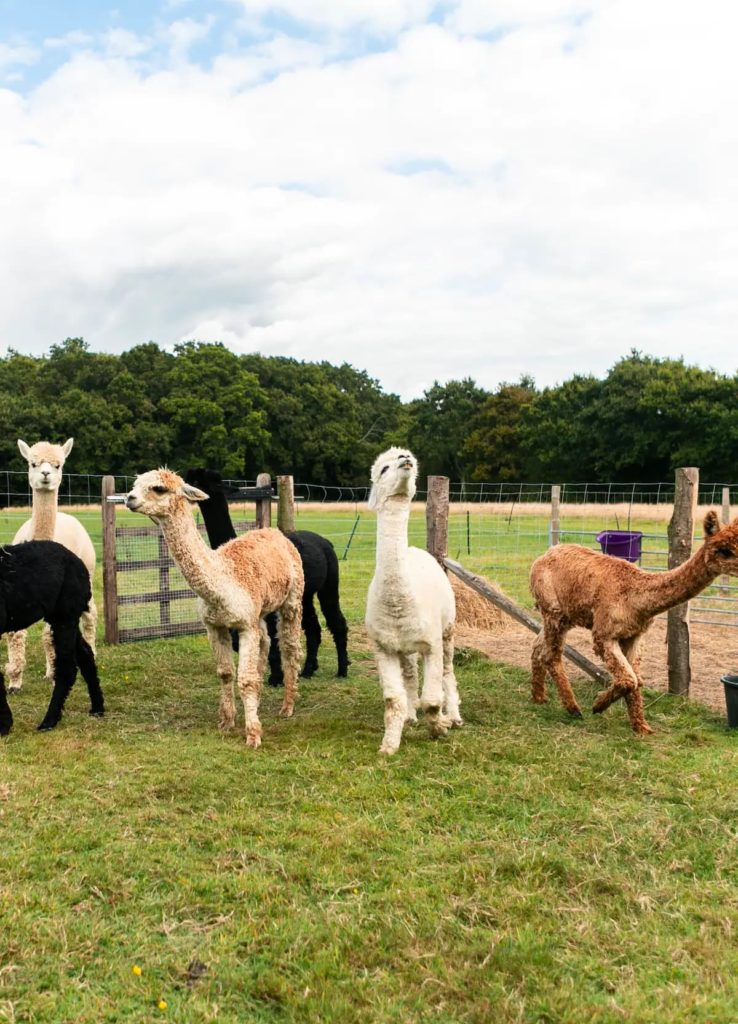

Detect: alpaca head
368,447,418,511
18,438,74,493
126,469,208,519
701,510,738,575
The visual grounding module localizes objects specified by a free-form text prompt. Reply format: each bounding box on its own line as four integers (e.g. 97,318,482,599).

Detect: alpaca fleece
0,540,104,735
126,469,304,749
184,467,349,685
6,437,97,693
529,510,738,734
365,446,462,754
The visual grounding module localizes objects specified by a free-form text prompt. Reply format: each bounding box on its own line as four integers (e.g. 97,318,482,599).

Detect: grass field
2,517,738,1022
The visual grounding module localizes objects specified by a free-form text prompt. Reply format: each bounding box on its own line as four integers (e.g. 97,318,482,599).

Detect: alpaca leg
592,639,652,734
5,630,27,694
300,597,321,678
265,613,283,688
37,622,79,731
236,627,263,748
0,669,13,736
257,620,270,681
81,596,98,656
317,586,349,678
375,649,408,755
76,631,105,717
619,636,652,735
442,625,463,727
277,600,302,718
206,624,236,731
541,623,581,718
530,628,549,704
400,653,419,724
42,624,56,682
421,645,451,739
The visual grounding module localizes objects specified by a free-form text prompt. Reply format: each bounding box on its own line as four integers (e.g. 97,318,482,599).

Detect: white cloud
1,0,738,399
0,42,40,74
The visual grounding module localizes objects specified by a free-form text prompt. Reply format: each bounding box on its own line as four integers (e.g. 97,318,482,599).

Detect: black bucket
720,675,738,728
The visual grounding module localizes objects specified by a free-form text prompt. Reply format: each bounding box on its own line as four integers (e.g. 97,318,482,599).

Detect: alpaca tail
317,544,350,678
76,629,105,717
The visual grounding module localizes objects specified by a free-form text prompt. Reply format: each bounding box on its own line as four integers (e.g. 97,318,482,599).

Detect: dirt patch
456,616,736,714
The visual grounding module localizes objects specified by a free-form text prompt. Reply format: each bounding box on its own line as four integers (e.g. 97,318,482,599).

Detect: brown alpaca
529,511,738,734
126,469,304,749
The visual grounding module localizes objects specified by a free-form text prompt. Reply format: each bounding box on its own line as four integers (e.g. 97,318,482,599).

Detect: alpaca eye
380,466,389,475
718,546,734,558
151,485,168,495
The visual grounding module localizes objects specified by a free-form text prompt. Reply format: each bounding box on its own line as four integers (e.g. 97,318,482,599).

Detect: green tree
464,376,537,481
406,378,488,480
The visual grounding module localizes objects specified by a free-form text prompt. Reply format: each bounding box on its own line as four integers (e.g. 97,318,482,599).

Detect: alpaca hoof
300,662,318,678
379,741,400,755
89,708,105,718
267,677,284,688
7,684,21,695
278,703,295,718
0,719,12,736
37,719,59,732
245,730,262,749
531,695,548,705
426,714,452,739
633,722,654,736
218,711,236,732
336,665,349,678
592,691,611,715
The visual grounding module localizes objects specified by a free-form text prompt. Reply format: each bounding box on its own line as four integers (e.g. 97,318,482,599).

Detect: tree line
1,339,736,484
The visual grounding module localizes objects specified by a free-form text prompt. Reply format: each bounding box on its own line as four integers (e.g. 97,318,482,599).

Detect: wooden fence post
667,467,698,696
277,475,295,534
426,476,450,565
255,473,272,529
101,475,119,645
720,486,731,591
550,485,561,545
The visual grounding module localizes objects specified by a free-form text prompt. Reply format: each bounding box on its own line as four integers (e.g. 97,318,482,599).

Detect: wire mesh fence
2,472,738,636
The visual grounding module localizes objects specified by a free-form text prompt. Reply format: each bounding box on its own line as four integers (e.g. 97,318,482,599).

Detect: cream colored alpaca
365,447,462,755
530,511,738,734
6,438,97,693
125,469,304,748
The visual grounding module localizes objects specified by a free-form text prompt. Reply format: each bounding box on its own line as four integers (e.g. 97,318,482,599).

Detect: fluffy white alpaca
125,469,304,749
365,447,463,754
6,438,97,692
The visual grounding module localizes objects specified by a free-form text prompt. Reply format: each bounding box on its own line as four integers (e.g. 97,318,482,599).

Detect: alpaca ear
180,482,208,503
703,510,720,537
367,485,379,511
17,439,31,462
62,438,74,458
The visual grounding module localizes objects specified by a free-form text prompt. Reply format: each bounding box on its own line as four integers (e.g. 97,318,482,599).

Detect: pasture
1,506,738,1022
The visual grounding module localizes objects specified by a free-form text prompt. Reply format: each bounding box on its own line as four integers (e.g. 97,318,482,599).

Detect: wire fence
2,473,738,633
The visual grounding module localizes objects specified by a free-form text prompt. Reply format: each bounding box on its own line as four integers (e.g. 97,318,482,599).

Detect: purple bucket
596,530,643,563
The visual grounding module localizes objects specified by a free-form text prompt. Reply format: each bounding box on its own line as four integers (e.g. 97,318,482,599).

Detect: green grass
2,604,738,1022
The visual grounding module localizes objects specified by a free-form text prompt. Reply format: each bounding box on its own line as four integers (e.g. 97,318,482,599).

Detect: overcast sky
1,0,736,399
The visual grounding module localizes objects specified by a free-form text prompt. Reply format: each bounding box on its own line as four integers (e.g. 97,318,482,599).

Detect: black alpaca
0,541,104,735
185,468,349,687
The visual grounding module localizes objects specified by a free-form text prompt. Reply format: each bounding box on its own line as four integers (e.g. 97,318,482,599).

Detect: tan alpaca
529,511,738,734
6,438,97,692
125,469,304,748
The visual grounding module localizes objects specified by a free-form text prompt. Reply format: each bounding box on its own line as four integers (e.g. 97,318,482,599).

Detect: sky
1,0,736,400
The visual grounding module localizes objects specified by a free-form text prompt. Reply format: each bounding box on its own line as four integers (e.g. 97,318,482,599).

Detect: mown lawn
2,606,738,1022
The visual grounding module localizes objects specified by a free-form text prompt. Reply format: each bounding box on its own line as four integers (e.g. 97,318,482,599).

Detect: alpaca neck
157,505,224,603
375,498,412,583
638,547,717,616
200,492,237,549
30,486,58,541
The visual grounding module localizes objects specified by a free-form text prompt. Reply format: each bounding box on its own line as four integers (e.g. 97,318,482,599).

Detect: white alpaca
6,438,97,693
365,447,463,754
125,469,304,749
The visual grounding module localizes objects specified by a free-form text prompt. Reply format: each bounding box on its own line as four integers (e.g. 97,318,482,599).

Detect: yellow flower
158,1000,168,1011
132,965,142,976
